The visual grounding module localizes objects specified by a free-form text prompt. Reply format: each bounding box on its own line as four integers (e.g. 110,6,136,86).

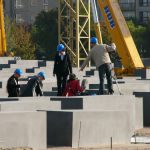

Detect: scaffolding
58,0,91,67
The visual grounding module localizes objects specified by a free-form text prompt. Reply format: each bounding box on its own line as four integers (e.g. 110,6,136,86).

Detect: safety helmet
38,71,46,79
90,37,98,44
14,68,23,76
57,44,65,52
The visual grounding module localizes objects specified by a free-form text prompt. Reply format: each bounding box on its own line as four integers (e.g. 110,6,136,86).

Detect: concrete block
142,58,150,67
140,68,150,79
51,95,143,130
0,100,61,111
88,83,150,95
0,111,46,149
43,91,57,96
0,98,18,102
46,110,133,148
134,92,150,127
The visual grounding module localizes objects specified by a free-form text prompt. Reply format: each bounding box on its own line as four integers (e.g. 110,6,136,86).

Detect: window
123,11,135,19
139,11,150,23
139,0,150,6
16,14,24,23
43,0,48,5
43,0,49,11
43,5,49,11
119,1,135,11
31,15,35,23
16,0,23,9
31,0,41,6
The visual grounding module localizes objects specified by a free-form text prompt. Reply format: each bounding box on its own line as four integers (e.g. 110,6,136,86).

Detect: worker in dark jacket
63,73,84,96
53,44,72,96
21,72,46,97
7,68,23,97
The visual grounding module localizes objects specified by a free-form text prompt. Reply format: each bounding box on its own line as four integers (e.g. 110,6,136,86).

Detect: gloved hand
111,43,116,50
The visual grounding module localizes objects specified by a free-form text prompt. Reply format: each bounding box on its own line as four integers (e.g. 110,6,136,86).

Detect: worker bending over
80,37,116,95
21,72,46,97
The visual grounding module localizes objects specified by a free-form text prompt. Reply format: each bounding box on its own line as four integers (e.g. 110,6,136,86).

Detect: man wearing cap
7,68,23,97
53,44,72,96
21,72,46,97
80,37,116,95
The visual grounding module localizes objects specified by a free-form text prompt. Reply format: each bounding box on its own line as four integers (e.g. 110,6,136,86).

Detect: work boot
108,89,114,95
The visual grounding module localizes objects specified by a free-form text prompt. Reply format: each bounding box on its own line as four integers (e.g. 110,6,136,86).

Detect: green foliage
31,9,58,60
127,20,150,57
5,16,36,59
12,24,36,59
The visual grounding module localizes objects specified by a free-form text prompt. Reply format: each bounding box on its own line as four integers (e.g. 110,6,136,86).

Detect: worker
63,73,85,96
21,71,46,97
80,37,116,95
7,68,23,97
53,44,72,96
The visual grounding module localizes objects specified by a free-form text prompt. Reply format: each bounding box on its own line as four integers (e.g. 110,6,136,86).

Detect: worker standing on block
53,44,72,96
80,37,116,95
21,72,46,97
7,68,23,97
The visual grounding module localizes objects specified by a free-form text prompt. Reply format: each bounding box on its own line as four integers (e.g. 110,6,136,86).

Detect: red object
63,80,84,96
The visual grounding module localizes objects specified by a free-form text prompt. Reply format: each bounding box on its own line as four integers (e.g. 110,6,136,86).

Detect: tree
5,16,36,59
12,24,36,59
31,9,58,60
127,20,150,57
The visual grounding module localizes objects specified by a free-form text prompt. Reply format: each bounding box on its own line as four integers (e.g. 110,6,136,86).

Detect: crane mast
0,0,6,56
59,0,144,74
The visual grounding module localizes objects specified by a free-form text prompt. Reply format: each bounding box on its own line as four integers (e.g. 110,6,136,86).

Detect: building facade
4,0,57,24
3,0,150,24
119,0,150,24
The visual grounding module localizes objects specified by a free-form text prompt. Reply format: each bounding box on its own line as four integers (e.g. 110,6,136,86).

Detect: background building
4,0,57,24
3,0,150,24
119,0,150,24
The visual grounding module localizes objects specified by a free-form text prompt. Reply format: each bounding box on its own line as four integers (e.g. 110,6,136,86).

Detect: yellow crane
0,0,6,56
93,0,144,75
59,0,144,75
0,0,145,74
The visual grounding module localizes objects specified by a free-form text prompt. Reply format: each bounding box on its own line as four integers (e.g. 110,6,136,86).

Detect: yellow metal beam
0,0,6,56
97,0,144,70
58,0,90,67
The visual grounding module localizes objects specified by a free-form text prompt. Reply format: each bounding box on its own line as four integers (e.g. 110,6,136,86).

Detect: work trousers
98,63,113,95
56,74,68,96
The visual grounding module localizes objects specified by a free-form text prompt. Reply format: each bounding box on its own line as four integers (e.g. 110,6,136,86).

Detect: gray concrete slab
133,92,150,127
46,110,133,148
50,95,143,130
0,111,46,149
0,100,61,111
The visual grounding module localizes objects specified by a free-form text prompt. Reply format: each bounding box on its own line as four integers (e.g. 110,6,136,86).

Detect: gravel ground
1,145,150,150
47,144,150,150
1,128,150,150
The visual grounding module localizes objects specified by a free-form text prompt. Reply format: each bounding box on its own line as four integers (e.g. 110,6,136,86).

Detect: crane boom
96,0,144,72
0,0,6,56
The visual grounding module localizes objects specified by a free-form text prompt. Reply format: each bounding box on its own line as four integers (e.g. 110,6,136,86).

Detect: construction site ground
46,128,150,150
